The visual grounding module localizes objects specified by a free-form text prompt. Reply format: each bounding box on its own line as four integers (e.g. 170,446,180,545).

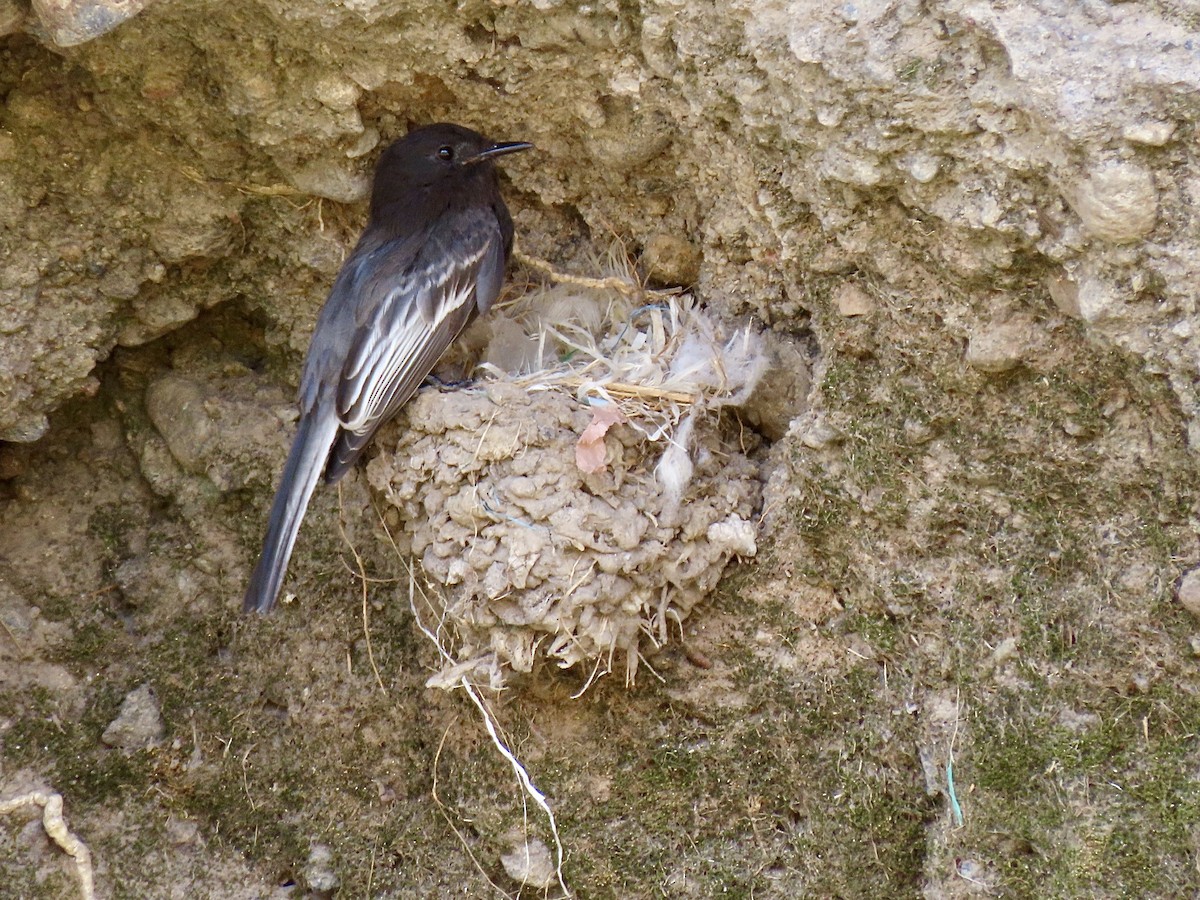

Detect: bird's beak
471,141,534,163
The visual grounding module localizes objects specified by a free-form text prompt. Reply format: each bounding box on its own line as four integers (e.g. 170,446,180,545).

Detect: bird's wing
324,205,507,480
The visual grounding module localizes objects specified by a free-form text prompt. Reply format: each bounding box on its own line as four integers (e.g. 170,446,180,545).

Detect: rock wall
2,1,1199,896
4,1,1198,441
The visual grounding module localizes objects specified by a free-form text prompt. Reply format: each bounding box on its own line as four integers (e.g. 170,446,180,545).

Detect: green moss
5,228,1197,896
897,58,925,83
969,682,1200,895
5,685,154,804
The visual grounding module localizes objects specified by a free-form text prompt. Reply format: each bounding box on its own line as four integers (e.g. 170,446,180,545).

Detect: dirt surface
3,1,1200,898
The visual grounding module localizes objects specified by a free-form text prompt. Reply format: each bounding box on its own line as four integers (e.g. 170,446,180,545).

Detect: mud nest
366,284,770,687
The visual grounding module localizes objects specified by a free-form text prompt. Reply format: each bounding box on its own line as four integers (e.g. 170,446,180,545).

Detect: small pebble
1046,270,1081,318
304,843,339,893
1070,160,1157,243
31,0,153,46
102,683,164,750
964,322,1028,373
833,283,873,317
799,418,842,450
1176,568,1200,619
285,158,370,203
1121,120,1175,147
310,74,360,111
641,233,702,286
900,152,940,184
500,838,556,889
1074,274,1123,324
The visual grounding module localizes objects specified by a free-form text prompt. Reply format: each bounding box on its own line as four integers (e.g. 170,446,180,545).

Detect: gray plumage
243,123,531,614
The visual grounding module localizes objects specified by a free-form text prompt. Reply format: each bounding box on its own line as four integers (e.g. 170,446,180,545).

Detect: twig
513,247,642,298
178,164,305,198
0,791,94,900
560,379,695,404
241,744,259,811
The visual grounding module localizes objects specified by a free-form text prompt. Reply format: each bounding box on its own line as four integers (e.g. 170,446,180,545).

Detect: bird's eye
437,146,454,161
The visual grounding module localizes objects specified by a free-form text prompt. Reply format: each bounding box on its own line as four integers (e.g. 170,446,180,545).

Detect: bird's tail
242,412,340,614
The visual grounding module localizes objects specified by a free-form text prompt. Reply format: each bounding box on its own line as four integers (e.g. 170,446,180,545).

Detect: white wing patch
335,226,492,438
340,278,474,435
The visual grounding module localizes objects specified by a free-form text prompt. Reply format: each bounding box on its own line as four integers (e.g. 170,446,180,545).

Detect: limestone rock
965,322,1030,373
101,683,164,750
642,233,702,286
1178,568,1200,620
1069,161,1158,244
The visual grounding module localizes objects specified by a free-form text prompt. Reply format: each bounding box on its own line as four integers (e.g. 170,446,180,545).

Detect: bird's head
372,123,532,206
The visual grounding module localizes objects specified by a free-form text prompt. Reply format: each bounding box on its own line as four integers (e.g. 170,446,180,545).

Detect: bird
242,123,532,614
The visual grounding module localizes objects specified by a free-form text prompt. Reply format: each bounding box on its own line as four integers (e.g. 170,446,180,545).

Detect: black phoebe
243,123,532,614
